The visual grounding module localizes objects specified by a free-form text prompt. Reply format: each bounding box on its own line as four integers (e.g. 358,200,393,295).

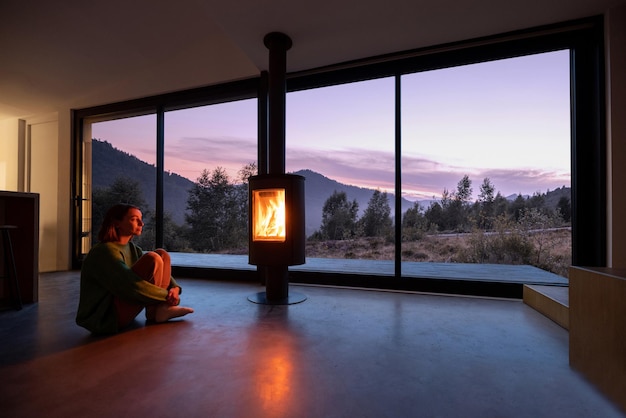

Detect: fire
252,188,286,241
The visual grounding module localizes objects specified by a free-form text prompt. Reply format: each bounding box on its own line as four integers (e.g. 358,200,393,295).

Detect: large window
281,51,571,282
400,51,571,277
81,100,257,255
74,18,605,295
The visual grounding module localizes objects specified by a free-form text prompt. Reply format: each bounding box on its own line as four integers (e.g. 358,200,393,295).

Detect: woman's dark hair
97,204,140,243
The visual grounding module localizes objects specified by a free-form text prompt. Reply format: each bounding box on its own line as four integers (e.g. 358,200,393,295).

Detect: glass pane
400,50,572,279
286,78,395,273
164,100,257,254
91,114,157,249
80,123,93,257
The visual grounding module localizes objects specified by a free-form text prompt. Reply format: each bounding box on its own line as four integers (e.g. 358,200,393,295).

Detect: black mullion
570,32,606,267
395,74,402,278
156,106,165,248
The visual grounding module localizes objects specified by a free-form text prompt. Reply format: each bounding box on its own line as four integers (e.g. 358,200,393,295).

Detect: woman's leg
115,251,166,328
153,248,171,287
134,249,193,323
113,298,144,329
131,250,170,289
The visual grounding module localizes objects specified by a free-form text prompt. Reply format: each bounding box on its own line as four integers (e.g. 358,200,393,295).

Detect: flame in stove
253,189,286,241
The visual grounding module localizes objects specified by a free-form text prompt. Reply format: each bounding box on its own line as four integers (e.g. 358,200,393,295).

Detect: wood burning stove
247,32,306,304
248,174,306,303
249,173,305,266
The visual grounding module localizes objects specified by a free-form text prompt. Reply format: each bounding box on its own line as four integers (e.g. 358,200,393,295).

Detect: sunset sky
92,49,571,202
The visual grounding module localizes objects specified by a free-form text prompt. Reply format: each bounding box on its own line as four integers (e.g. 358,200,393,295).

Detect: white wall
28,117,59,272
1,113,72,272
24,112,71,272
0,118,21,190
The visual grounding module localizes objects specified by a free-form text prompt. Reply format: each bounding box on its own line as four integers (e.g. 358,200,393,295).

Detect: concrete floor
1,271,623,418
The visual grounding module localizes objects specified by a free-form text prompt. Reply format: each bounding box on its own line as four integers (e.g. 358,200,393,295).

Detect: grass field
306,229,571,278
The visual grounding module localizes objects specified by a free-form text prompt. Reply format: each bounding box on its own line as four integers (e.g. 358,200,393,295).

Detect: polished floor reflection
1,271,623,418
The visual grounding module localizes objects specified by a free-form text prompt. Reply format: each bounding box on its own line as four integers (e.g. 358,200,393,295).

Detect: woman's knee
143,251,163,267
154,248,170,263
132,251,163,279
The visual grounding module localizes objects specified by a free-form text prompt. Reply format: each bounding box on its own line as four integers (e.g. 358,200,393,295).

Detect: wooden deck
170,252,568,286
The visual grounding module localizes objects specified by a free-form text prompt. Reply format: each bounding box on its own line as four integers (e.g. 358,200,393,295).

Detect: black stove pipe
264,32,292,175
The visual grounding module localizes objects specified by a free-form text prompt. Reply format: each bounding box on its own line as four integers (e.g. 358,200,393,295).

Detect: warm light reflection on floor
259,355,292,404
254,341,295,417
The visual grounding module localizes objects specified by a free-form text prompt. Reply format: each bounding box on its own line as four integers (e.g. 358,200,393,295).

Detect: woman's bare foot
154,303,194,323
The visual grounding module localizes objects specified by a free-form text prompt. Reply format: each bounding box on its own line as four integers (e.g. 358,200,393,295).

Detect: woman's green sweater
76,241,181,334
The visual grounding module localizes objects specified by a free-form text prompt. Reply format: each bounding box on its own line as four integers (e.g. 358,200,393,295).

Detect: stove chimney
264,32,291,175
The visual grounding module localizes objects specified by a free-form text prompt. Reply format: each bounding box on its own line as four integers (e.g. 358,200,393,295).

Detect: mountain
544,186,571,208
91,140,569,237
92,140,194,225
92,141,416,236
506,187,571,209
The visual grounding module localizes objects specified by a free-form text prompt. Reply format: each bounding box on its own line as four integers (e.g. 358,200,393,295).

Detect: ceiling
0,0,623,121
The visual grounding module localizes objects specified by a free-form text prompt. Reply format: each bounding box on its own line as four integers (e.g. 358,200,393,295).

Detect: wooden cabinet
0,191,39,304
569,266,626,414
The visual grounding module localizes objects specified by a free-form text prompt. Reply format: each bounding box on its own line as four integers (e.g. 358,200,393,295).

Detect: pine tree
477,177,496,229
319,191,359,240
186,167,247,251
359,190,392,237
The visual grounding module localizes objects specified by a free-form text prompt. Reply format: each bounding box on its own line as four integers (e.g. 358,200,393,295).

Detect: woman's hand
166,287,181,306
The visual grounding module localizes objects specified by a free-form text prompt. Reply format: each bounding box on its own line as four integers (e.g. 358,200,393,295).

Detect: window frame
71,79,260,268
72,16,605,297
285,15,605,275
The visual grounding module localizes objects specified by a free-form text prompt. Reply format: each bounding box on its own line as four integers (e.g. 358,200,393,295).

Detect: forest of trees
92,164,571,274
314,175,571,274
310,175,570,238
92,163,256,253
405,175,570,236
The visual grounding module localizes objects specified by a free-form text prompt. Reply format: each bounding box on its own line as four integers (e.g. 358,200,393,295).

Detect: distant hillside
91,141,415,236
293,169,414,236
92,139,194,224
91,140,569,237
506,187,570,209
544,186,571,208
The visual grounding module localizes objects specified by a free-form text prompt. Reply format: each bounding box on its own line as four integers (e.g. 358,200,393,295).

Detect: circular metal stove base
247,291,307,305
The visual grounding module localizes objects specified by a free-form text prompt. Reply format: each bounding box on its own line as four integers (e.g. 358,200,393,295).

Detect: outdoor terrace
170,253,568,299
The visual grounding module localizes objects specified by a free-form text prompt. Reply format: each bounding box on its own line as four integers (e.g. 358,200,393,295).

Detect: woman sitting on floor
76,203,193,334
